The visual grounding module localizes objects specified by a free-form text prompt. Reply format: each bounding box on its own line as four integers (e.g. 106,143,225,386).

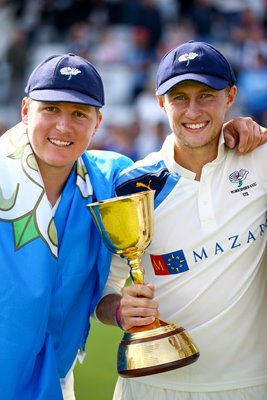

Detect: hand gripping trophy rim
87,190,199,377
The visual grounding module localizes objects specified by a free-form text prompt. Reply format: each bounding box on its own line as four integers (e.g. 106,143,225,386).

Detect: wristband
115,304,124,330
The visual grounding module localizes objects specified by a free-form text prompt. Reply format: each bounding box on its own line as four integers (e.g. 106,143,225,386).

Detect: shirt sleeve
92,254,130,320
251,142,267,191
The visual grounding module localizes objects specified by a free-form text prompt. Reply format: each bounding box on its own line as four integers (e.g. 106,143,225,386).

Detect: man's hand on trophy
119,284,159,331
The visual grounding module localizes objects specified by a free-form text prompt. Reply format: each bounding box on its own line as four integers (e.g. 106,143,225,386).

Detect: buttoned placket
197,162,217,231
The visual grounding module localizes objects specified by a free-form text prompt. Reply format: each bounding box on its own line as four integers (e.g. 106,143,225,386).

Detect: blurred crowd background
0,0,267,160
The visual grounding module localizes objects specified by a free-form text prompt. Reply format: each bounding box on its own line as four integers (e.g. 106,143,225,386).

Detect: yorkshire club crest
178,52,198,66
60,67,81,80
229,169,249,187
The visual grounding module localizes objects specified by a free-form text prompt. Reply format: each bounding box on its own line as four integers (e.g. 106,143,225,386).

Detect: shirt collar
161,130,227,178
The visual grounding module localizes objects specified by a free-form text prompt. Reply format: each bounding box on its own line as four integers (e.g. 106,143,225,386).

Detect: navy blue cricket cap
156,41,236,95
25,53,104,107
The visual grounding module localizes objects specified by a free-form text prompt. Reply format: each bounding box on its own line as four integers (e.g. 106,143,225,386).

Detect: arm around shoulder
223,117,267,153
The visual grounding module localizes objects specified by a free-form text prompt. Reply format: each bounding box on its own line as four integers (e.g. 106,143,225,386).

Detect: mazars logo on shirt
150,250,189,275
150,217,267,276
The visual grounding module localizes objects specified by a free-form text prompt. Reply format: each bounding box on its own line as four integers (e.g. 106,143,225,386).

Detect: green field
74,320,122,400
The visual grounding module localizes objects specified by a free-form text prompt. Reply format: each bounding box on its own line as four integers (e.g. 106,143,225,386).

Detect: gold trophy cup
87,190,199,377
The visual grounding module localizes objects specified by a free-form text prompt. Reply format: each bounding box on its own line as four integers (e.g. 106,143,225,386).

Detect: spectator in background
238,52,267,124
124,27,156,100
122,0,163,51
5,27,29,106
185,0,219,42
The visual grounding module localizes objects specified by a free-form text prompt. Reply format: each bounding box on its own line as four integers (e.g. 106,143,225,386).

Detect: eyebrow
41,102,92,110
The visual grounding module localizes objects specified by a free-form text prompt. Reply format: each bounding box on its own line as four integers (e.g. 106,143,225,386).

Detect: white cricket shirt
104,133,267,392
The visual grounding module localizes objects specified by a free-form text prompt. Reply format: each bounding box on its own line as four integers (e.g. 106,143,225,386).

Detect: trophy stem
128,257,144,284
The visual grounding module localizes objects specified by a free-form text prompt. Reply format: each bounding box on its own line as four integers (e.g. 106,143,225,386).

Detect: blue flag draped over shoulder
0,123,133,399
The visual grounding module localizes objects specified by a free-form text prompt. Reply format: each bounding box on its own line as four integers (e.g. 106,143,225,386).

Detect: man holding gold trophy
95,41,267,400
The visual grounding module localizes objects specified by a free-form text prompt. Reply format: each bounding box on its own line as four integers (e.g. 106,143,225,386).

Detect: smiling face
21,98,102,176
157,81,237,157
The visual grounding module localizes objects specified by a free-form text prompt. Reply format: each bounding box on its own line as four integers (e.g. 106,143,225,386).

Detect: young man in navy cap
0,53,134,400
96,41,267,399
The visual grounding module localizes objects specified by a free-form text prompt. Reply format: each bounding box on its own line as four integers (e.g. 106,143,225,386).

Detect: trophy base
117,321,200,378
119,353,199,378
